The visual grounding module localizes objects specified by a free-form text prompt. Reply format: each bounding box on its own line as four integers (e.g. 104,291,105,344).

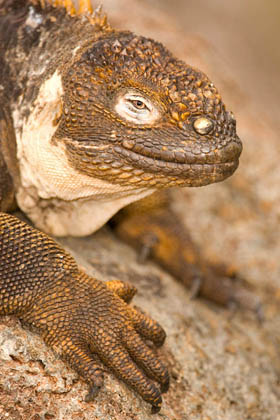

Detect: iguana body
0,0,255,413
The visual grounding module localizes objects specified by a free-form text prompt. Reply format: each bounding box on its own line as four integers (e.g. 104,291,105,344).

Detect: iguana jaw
62,137,240,190
61,121,241,189
112,145,240,188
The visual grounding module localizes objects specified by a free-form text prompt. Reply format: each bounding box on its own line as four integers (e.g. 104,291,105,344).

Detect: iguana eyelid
115,90,161,124
126,97,150,113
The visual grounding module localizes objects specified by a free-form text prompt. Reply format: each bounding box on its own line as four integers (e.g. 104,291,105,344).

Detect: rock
1,1,280,419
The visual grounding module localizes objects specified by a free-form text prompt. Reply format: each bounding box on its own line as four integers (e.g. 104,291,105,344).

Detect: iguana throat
14,70,154,236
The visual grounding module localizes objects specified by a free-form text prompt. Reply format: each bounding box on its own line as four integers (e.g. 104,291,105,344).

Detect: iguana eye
115,91,160,125
129,99,147,110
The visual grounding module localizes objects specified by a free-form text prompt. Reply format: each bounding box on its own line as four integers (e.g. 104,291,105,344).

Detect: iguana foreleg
0,212,169,413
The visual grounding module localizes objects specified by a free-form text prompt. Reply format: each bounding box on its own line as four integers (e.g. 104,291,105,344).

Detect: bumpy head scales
55,30,242,189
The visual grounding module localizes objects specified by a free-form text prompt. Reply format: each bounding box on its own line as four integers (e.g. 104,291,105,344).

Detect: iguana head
14,15,242,235
55,31,242,189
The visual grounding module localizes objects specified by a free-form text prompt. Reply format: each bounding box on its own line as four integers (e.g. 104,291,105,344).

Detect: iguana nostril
193,117,214,135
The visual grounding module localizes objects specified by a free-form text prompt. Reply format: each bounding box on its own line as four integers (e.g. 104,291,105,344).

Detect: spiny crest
36,0,111,31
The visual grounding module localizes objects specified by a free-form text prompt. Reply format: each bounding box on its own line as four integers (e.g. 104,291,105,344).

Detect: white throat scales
13,70,153,236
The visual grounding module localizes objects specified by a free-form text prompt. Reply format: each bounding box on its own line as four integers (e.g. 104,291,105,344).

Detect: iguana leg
0,212,169,413
113,192,261,312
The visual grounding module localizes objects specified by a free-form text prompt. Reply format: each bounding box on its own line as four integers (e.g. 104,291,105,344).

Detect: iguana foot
42,275,169,413
188,265,262,316
0,213,169,413
113,197,262,314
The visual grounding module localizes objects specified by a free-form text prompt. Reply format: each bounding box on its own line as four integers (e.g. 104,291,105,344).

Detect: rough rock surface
1,1,280,419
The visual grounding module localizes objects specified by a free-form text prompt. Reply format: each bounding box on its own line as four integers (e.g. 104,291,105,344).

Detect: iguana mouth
116,137,241,164
63,134,241,187
111,137,241,186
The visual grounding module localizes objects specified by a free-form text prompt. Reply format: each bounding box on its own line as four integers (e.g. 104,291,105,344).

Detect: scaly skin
0,212,169,413
0,0,251,413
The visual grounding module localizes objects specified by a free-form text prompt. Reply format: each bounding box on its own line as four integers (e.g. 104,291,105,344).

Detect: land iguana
0,0,259,413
